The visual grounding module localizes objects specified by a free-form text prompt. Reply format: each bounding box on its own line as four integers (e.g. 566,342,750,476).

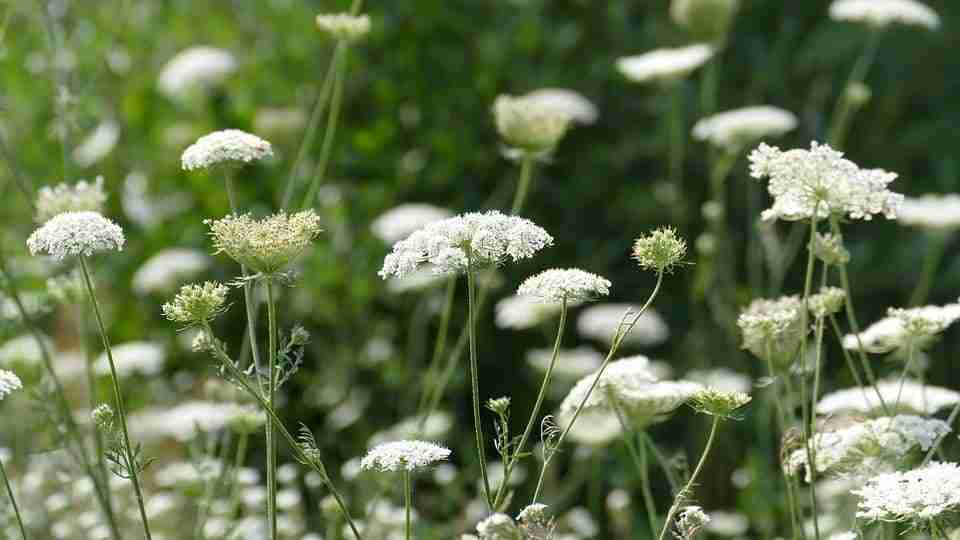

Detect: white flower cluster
692,106,797,151
517,88,598,125
785,415,950,481
829,0,940,30
370,203,452,244
854,462,960,523
577,303,670,346
132,248,211,295
842,302,960,353
35,177,107,223
360,440,451,472
206,210,322,275
73,121,120,168
817,379,960,416
130,401,259,442
378,211,553,279
749,142,903,222
158,46,237,99
686,367,752,393
181,129,274,171
27,211,125,260
475,512,520,539
493,94,571,153
517,268,611,304
676,505,711,540
495,294,563,330
616,44,715,84
737,295,805,362
898,194,960,230
315,13,371,41
0,369,22,400
558,408,623,447
526,346,602,379
808,287,846,319
95,341,166,379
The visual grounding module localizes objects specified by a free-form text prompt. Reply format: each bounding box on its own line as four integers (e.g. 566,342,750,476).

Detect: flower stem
797,214,821,540
78,256,153,540
894,339,916,411
656,416,721,540
510,157,536,215
466,264,493,508
639,431,680,495
827,29,882,150
404,470,413,540
224,170,262,374
610,400,658,538
265,281,279,540
416,276,457,425
76,302,114,520
0,457,27,540
668,85,685,215
301,45,347,210
908,231,950,306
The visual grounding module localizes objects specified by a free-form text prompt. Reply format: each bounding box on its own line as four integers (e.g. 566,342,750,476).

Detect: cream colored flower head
493,94,571,154
162,282,230,325
206,210,322,275
737,295,805,363
158,46,236,100
692,106,797,151
27,211,125,260
518,88,598,125
830,0,940,30
616,44,714,84
690,387,751,419
181,130,274,171
360,440,451,472
316,13,371,41
633,226,688,273
898,194,960,230
35,176,107,223
517,268,611,305
854,462,960,525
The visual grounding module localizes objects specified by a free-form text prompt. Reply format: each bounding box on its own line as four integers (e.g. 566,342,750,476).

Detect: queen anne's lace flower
27,211,125,260
577,303,670,346
182,130,274,171
35,177,107,223
749,142,903,222
360,440,451,472
898,194,960,230
616,44,715,84
315,13,371,41
692,106,797,151
130,401,258,442
475,513,521,540
808,287,846,318
158,46,237,99
132,248,211,295
785,415,950,481
493,94,571,153
690,388,751,418
377,211,553,279
495,295,563,330
73,121,120,168
676,506,711,540
829,0,940,30
206,210,322,275
519,88,598,125
817,379,960,416
527,347,602,379
737,295,805,363
162,282,229,325
370,203,452,244
842,302,960,353
94,341,166,378
0,369,22,400
686,367,752,393
558,408,622,447
633,227,688,273
854,462,960,523
517,268,611,304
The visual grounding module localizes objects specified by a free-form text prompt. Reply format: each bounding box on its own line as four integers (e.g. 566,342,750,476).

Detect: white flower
253,107,307,140
360,440,451,472
519,88,598,125
737,295,805,362
854,462,960,523
842,302,960,353
517,268,611,304
817,379,960,416
0,334,51,367
378,211,553,279
705,511,749,537
577,303,669,347
785,415,950,481
557,409,622,447
158,46,237,99
476,513,520,539
132,248,211,294
686,367,752,393
808,287,846,318
616,44,715,84
676,506,710,540
495,294,563,330
35,177,107,223
0,369,22,400
748,141,903,222
181,129,274,171
122,171,191,230
368,412,453,446
692,106,797,150
130,401,256,442
493,94,571,153
527,346,603,380
370,203,452,244
206,210,322,275
95,341,165,378
897,194,960,229
315,13,371,41
27,211,125,260
73,121,120,168
829,0,940,30
386,267,448,293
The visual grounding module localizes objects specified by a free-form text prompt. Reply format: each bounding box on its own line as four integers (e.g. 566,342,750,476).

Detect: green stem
265,281,279,540
493,300,567,508
76,303,114,521
416,276,456,423
78,256,152,540
224,170,262,374
301,46,347,210
228,433,250,520
827,29,882,150
764,346,802,540
893,339,916,410
828,314,870,399
656,416,721,540
706,150,740,339
465,264,493,508
909,231,950,306
0,458,27,540
509,158,536,215
668,85,685,211
610,400,658,538
797,214,821,540
639,431,680,495
924,400,960,466
404,470,413,540
195,432,233,539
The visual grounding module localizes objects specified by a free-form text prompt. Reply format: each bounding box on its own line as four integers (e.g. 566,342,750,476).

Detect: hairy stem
657,416,721,540
265,281,279,540
466,264,492,508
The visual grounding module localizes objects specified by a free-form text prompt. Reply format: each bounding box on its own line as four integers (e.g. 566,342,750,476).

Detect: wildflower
130,401,256,442
577,303,670,346
35,177,107,223
558,409,623,447
811,232,851,266
315,13,371,41
132,248,211,295
27,211,125,260
359,440,451,472
737,295,805,363
704,511,749,537
518,88,598,125
378,211,553,279
0,369,22,400
492,94,571,155
633,226,688,273
495,294,563,330
94,341,166,378
370,203,452,244
253,107,308,140
181,129,274,171
517,268,611,305
485,397,511,417
476,513,522,540
748,141,903,222
616,44,715,84
898,194,960,230
842,302,960,353
692,106,797,151
0,334,50,367
527,347,603,379
808,287,846,318
46,270,86,304
854,462,960,524
91,403,114,430
206,210,322,275
686,367,752,393
157,46,237,100
162,282,229,325
671,0,740,41
675,505,711,540
817,379,960,416
785,415,950,481
689,387,751,419
829,0,940,30
73,121,120,168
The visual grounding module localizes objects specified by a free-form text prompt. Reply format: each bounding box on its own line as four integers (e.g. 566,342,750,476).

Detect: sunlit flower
94,341,165,378
829,0,940,30
705,511,750,537
158,46,237,100
854,462,960,524
475,513,521,540
808,287,846,318
27,211,125,260
817,379,960,416
162,282,229,325
689,387,751,419
495,294,563,330
737,295,805,363
518,88,598,125
897,194,960,230
206,210,322,275
315,13,371,41
527,347,603,380
131,401,258,442
73,121,120,168
370,203,452,244
181,129,274,171
0,369,22,400
557,409,622,447
360,440,451,472
132,248,211,295
0,334,50,367
517,268,611,304
692,106,797,151
577,303,670,347
35,177,107,223
842,302,960,353
493,94,571,154
616,44,714,84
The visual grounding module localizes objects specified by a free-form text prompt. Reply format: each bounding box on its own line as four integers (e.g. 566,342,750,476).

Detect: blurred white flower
253,107,308,140
705,510,749,537
206,210,322,275
737,295,805,362
95,341,165,378
686,367,752,394
897,194,960,230
131,401,255,442
520,88,598,125
563,507,599,537
495,294,563,330
0,369,22,400
616,44,714,84
829,0,940,30
517,268,611,305
132,248,211,295
369,411,453,445
854,462,960,523
386,266,449,293
558,408,622,447
181,129,274,171
122,171,191,230
692,106,797,151
842,302,960,353
577,303,669,347
315,13,371,41
817,379,960,416
27,211,125,260
35,177,107,223
370,203,452,244
158,46,237,100
73,121,120,168
493,94,571,154
0,334,51,368
360,440,451,472
527,346,603,380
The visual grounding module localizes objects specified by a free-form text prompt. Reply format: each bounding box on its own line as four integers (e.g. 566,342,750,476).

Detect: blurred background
0,0,958,538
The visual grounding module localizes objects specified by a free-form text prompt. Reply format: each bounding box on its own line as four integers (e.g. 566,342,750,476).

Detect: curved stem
0,458,27,540
466,265,492,508
78,256,152,540
894,339,916,411
657,416,720,540
404,470,413,540
301,47,347,210
509,158,536,215
764,346,802,540
265,281,279,540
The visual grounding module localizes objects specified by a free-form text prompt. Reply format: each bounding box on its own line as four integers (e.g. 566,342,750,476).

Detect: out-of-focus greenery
1,0,958,537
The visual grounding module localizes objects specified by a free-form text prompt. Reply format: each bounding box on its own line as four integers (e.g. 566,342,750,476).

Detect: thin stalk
827,29,882,149
764,346,802,540
532,272,664,503
610,399,658,539
224,170,262,374
416,276,456,424
194,432,233,539
797,214,821,540
76,303,113,517
403,470,413,540
908,231,950,306
300,47,346,210
78,256,152,540
465,263,493,508
265,281,279,540
828,314,870,400
227,433,250,519
639,431,680,495
0,458,27,540
509,157,536,215
656,417,721,540
668,85,685,213
893,339,916,410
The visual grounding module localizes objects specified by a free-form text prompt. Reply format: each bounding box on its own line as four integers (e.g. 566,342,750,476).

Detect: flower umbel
616,44,715,84
690,388,751,419
35,176,107,223
205,210,323,275
675,505,711,540
633,227,688,273
315,13,371,41
692,106,797,152
854,462,960,525
517,268,611,305
360,440,451,473
493,94,571,155
162,282,230,325
829,0,940,30
27,211,125,260
181,129,274,171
